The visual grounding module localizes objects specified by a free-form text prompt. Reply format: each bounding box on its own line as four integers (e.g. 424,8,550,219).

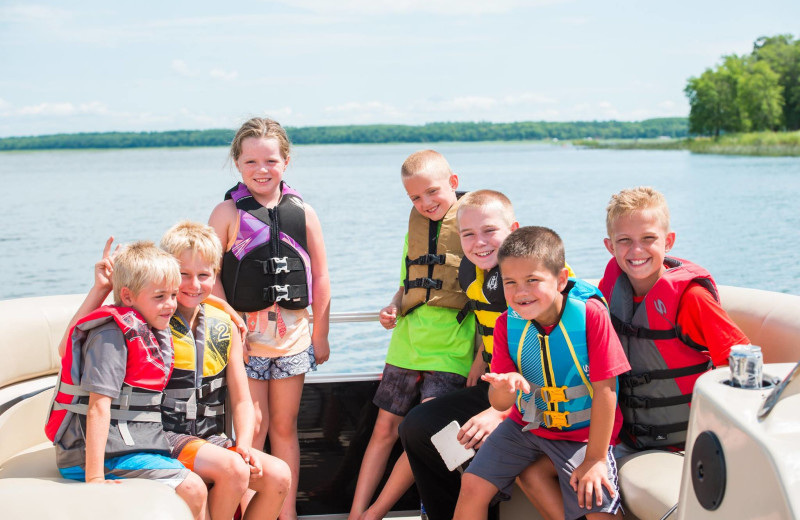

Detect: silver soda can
729,344,763,389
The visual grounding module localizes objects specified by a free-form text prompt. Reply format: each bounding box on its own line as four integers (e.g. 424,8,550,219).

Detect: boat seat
617,450,684,520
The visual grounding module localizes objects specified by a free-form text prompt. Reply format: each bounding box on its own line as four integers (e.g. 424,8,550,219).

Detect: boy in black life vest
349,150,475,520
454,227,629,520
45,242,208,520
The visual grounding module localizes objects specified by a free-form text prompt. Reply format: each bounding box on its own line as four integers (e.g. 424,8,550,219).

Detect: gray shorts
372,364,466,416
245,344,317,380
466,418,621,520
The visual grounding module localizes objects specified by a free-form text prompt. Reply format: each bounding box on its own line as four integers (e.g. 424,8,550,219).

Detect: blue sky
1,1,798,137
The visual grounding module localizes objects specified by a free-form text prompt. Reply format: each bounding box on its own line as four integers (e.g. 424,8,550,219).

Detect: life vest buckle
541,386,569,404
622,372,652,388
542,410,570,429
269,257,290,274
266,285,290,302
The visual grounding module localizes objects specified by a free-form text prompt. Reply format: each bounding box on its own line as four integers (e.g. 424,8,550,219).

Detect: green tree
737,60,784,131
752,35,800,129
685,57,743,137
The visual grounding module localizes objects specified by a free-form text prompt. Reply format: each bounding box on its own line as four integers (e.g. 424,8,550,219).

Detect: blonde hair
112,241,180,305
160,221,223,272
401,149,452,179
498,226,564,276
457,189,516,227
230,117,291,162
606,186,670,236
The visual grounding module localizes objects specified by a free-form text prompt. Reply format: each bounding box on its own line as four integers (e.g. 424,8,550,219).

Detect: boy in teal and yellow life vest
454,226,630,520
350,150,476,520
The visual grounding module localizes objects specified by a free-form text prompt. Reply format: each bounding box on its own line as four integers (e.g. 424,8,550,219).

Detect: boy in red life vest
600,186,749,452
454,226,630,520
45,242,208,520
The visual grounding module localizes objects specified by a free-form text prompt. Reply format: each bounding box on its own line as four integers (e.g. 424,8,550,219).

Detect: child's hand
457,407,505,449
93,236,120,292
313,337,330,365
482,372,531,395
379,304,398,330
466,354,487,387
232,446,263,477
569,457,615,510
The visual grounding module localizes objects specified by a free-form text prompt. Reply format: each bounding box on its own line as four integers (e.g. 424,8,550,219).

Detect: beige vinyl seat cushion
618,450,684,520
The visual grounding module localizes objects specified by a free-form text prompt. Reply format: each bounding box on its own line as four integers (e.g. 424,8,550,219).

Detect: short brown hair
497,226,564,276
606,186,670,236
230,117,291,162
112,241,180,306
457,189,515,228
160,221,223,273
401,149,452,179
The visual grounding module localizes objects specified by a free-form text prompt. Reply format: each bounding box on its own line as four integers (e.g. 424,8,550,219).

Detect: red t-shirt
490,297,631,443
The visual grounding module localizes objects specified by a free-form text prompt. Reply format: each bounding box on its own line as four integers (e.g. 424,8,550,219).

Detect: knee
258,454,292,496
371,415,400,442
268,416,297,440
398,408,429,449
459,473,493,502
177,472,209,511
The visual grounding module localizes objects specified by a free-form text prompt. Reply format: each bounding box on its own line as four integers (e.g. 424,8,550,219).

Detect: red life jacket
599,257,717,449
45,306,173,449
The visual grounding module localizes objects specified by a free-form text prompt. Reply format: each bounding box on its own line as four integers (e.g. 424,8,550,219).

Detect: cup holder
721,375,780,390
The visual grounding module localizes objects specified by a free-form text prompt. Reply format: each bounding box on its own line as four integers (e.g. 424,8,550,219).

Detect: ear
449,174,459,190
557,267,570,292
510,221,520,232
284,154,291,168
603,237,615,256
119,286,134,306
665,231,676,252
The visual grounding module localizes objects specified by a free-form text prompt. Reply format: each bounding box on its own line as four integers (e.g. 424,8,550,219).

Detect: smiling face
458,205,519,271
402,170,458,222
235,137,289,206
604,208,676,297
175,250,216,317
499,256,568,326
122,280,178,330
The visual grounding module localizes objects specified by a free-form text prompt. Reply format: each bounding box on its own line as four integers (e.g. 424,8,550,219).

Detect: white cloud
15,101,110,117
278,0,567,16
0,5,70,24
209,68,238,81
171,60,195,76
262,107,294,119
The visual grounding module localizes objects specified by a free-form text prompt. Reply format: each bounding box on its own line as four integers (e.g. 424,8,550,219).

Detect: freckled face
402,171,458,222
235,137,289,206
500,257,568,326
125,281,178,330
458,206,517,271
604,209,675,297
175,251,216,315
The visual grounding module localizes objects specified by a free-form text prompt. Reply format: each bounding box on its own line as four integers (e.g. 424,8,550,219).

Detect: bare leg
244,378,270,513
453,473,497,520
243,449,292,520
361,452,415,520
193,443,250,519
517,457,563,520
268,374,305,520
347,409,404,520
174,471,209,520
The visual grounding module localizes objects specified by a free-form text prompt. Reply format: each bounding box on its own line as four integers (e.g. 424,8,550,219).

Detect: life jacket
599,257,717,449
221,182,311,312
45,306,173,456
457,260,505,359
162,304,232,438
506,279,605,432
400,194,468,316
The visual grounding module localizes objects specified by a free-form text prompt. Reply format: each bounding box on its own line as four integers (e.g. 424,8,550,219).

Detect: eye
617,238,632,245
461,231,474,238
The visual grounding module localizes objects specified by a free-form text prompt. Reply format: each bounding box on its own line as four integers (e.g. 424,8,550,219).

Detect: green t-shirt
384,233,475,377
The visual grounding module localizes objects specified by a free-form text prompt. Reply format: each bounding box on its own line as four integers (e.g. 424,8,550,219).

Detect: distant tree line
0,119,687,151
685,34,800,136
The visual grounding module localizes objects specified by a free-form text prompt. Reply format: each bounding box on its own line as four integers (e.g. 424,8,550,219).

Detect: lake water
1,142,798,372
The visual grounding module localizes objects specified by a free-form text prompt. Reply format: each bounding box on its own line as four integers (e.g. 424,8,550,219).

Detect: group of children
44,116,748,520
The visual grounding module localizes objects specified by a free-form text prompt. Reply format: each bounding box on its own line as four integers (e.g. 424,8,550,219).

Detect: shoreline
573,131,800,157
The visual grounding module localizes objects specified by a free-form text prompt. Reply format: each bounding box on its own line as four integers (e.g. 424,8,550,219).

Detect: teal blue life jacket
507,278,608,432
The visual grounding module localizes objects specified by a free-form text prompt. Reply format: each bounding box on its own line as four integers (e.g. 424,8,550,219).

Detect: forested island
0,119,687,151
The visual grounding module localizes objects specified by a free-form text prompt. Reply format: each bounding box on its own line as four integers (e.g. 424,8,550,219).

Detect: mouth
628,258,650,267
475,250,494,258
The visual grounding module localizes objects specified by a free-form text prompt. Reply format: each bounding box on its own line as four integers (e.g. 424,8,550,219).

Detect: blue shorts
59,452,190,489
245,344,317,380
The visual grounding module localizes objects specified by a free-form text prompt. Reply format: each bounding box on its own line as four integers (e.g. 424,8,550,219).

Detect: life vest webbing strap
521,405,592,432
264,284,307,302
404,278,443,291
51,402,162,423
611,314,678,340
406,254,446,266
620,393,693,409
625,421,688,438
620,360,712,388
164,378,227,401
57,382,161,406
456,300,499,323
476,323,494,337
258,257,305,274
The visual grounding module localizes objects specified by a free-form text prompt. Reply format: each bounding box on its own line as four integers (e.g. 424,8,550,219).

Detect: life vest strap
57,383,161,407
264,284,308,303
481,350,493,364
51,402,162,422
611,314,678,340
476,322,494,338
625,420,689,438
258,257,305,275
621,393,693,409
620,360,712,388
521,407,592,432
406,253,446,266
404,277,443,291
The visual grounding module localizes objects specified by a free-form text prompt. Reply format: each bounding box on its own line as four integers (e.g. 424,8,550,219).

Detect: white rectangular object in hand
431,420,476,472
